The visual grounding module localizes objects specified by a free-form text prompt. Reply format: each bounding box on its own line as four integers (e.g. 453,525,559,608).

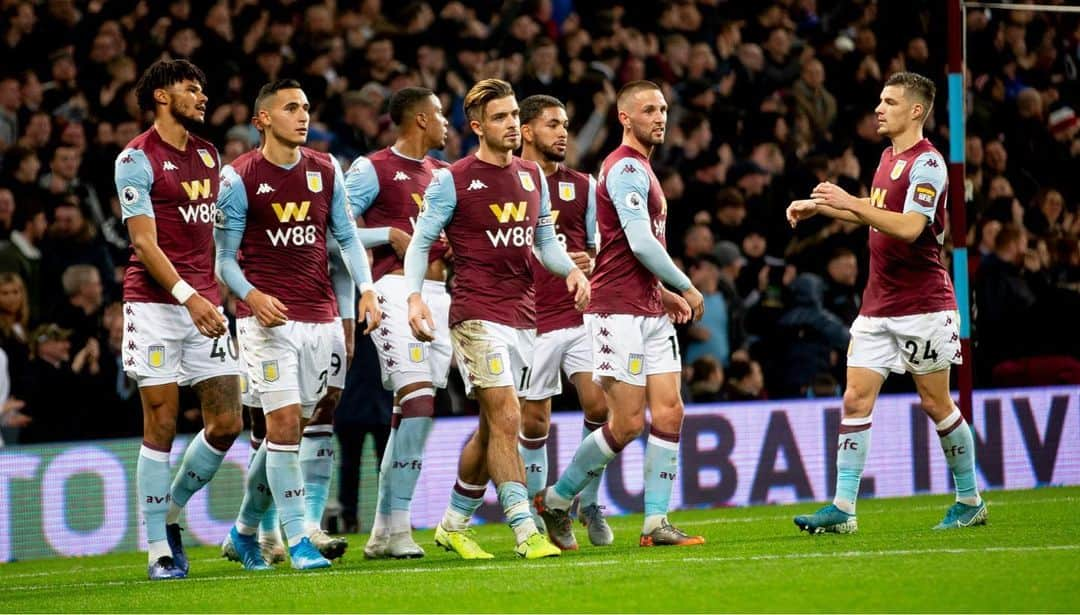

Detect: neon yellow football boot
434,523,495,560
514,532,561,559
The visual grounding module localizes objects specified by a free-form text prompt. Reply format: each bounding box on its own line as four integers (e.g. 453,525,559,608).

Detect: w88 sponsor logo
179,202,217,224
485,225,533,248
266,225,317,247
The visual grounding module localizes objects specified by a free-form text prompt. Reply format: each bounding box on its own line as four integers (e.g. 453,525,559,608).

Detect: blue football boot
289,537,332,570
229,527,272,571
794,504,858,534
147,556,186,580
165,523,189,574
933,501,988,530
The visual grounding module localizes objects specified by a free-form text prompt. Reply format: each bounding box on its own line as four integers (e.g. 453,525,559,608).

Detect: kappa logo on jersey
869,187,888,209
306,171,323,193
120,154,134,164
408,342,425,363
914,183,937,205
890,159,907,180
489,201,528,223
467,179,488,191
197,149,216,169
271,201,311,223
262,360,279,382
148,345,165,368
256,183,274,195
518,171,536,192
393,171,410,181
162,160,178,171
486,352,505,375
628,353,644,376
181,179,212,201
621,164,637,174
558,181,575,201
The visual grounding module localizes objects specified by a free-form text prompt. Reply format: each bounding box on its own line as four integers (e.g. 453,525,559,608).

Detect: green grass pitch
2,487,1077,613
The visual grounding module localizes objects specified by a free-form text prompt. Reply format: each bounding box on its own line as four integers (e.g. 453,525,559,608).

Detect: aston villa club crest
148,345,165,368
197,148,215,168
628,353,644,376
307,171,323,193
518,171,535,192
890,159,907,180
262,360,279,382
408,342,425,363
486,352,505,375
558,181,575,201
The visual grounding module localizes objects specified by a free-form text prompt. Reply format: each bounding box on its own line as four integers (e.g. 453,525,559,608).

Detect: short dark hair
254,78,303,113
519,94,564,125
616,80,662,110
134,59,207,111
388,86,434,126
884,71,936,117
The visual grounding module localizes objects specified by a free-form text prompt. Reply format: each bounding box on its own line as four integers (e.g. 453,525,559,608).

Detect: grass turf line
1,486,1077,613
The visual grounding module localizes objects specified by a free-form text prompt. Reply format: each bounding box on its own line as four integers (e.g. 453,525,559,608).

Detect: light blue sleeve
606,157,652,228
904,151,948,220
115,149,155,221
213,165,256,299
607,157,692,292
326,236,355,320
327,156,374,290
533,163,574,277
344,155,381,217
403,167,456,295
356,226,392,247
585,174,598,249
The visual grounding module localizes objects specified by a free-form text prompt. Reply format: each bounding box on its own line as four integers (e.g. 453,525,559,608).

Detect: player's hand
407,293,436,342
246,289,288,329
681,286,705,322
661,287,692,324
186,293,230,337
388,227,412,258
341,318,356,367
568,251,593,276
811,182,856,211
357,290,382,335
566,268,590,311
786,199,818,228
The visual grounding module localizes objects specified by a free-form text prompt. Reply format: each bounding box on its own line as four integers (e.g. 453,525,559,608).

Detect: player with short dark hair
516,94,614,548
404,79,589,560
788,71,985,532
343,86,451,559
115,58,243,580
534,80,707,549
215,79,380,570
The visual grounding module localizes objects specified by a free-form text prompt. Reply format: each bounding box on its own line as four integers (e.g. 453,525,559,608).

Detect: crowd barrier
1,386,1076,561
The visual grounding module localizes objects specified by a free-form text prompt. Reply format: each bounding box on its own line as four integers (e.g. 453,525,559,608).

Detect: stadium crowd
0,0,1077,447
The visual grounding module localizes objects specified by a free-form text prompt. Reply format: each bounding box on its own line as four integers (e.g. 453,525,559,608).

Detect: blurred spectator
684,255,730,367
0,200,46,322
792,58,837,141
823,247,861,325
39,200,116,308
20,323,100,444
0,187,15,239
712,240,749,357
688,355,725,403
51,264,103,348
772,273,850,397
722,358,767,402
